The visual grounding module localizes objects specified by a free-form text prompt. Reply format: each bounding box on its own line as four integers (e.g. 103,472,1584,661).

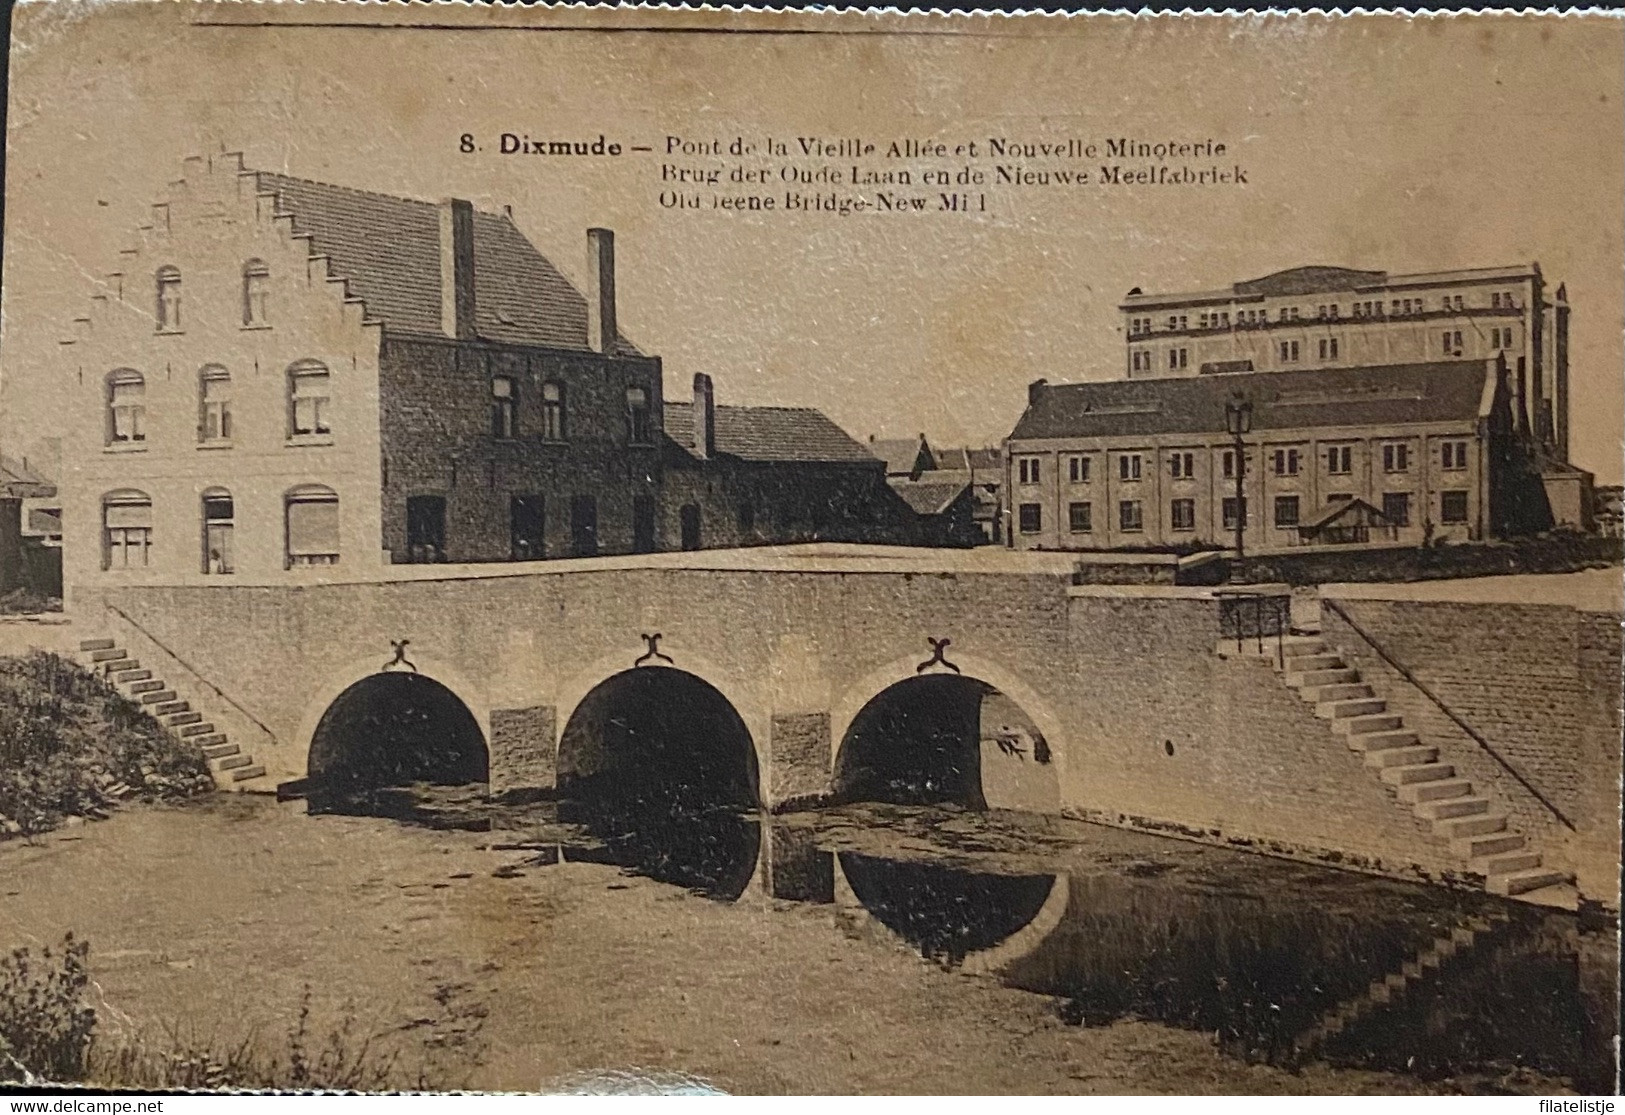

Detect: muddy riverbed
0,794,1611,1094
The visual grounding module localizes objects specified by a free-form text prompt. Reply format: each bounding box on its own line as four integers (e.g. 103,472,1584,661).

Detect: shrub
0,652,214,837
0,934,96,1084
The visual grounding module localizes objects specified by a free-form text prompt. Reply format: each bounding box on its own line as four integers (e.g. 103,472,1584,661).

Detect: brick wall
1322,594,1621,900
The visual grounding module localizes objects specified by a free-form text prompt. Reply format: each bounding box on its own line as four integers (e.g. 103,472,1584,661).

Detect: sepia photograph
0,1,1620,1099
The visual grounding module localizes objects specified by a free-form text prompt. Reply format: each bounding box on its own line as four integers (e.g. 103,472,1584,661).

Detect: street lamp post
1225,396,1253,559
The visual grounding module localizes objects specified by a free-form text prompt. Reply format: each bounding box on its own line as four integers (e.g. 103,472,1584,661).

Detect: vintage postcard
0,1,1620,1099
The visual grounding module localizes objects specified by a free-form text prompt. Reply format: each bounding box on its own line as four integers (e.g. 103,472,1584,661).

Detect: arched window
201,487,234,575
242,259,270,326
285,484,339,568
155,266,182,332
199,365,232,442
625,385,651,445
287,360,332,439
106,369,146,445
491,375,517,440
102,490,152,570
541,381,565,441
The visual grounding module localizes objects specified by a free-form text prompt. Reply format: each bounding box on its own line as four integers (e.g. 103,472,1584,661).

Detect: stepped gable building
1004,357,1561,554
58,152,919,592
1120,263,1572,462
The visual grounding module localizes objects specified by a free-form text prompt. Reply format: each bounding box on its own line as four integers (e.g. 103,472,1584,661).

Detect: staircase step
163,711,203,727
1316,697,1386,719
1397,777,1474,803
1415,795,1492,820
1381,762,1457,786
1452,831,1525,859
201,741,240,759
103,658,140,675
89,648,127,663
1281,639,1327,657
109,669,152,684
1334,713,1405,736
1434,813,1507,839
1349,729,1421,753
1307,683,1374,703
127,679,164,695
1471,849,1542,876
79,638,116,652
138,689,178,704
230,765,267,783
194,733,227,748
1487,867,1572,897
1288,667,1360,688
178,722,216,737
1283,653,1344,672
153,700,189,716
1364,745,1440,769
215,754,252,771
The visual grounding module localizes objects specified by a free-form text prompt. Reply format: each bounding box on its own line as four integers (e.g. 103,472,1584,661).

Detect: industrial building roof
1010,361,1495,442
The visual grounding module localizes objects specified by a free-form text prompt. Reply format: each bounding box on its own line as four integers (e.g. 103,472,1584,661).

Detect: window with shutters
102,490,153,570
288,361,332,440
199,366,232,443
106,370,146,446
285,485,340,567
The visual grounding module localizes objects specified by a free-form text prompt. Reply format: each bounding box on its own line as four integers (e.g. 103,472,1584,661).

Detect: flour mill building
58,153,914,593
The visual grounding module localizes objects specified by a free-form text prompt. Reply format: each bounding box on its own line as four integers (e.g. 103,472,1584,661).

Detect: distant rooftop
664,401,878,465
1122,263,1542,310
0,455,54,499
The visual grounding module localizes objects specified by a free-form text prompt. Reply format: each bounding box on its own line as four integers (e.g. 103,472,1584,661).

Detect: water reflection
560,793,761,902
819,849,1612,1089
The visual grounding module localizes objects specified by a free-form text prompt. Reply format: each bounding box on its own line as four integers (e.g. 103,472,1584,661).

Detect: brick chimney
438,199,476,340
1028,377,1049,405
693,373,716,459
586,228,617,355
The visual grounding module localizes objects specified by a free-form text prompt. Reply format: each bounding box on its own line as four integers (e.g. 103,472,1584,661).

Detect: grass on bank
0,651,215,838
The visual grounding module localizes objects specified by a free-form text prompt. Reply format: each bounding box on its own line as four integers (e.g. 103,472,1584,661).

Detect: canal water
310,783,1619,1094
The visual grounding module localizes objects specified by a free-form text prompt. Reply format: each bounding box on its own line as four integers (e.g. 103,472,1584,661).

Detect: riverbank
0,796,1586,1094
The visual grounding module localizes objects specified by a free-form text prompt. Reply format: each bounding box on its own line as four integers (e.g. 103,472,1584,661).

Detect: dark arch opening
307,672,487,810
839,852,1057,967
557,667,760,900
834,674,996,807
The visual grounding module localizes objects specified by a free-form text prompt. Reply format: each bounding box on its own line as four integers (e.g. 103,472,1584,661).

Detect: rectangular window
406,495,447,563
491,376,517,439
1272,448,1300,477
109,377,146,444
1170,498,1196,532
290,367,332,437
1168,347,1188,370
1169,451,1195,479
570,495,599,557
1018,457,1041,485
1383,443,1411,473
1278,340,1300,363
286,493,340,567
625,386,652,445
1222,497,1248,531
1068,456,1090,483
1326,445,1353,475
1067,501,1092,534
1441,440,1469,471
1118,500,1144,533
511,494,545,560
1442,329,1463,355
1440,490,1469,524
541,382,565,441
1018,503,1042,535
1382,491,1412,527
1274,495,1301,528
632,494,658,553
202,495,234,575
1119,454,1143,481
200,371,232,442
1328,492,1354,503
1318,337,1340,361
103,498,153,569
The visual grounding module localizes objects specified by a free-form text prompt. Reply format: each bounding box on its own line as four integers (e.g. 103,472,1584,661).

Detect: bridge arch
294,652,492,785
829,652,1068,810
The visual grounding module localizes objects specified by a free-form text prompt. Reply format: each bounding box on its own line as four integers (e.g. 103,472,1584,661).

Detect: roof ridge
255,169,514,220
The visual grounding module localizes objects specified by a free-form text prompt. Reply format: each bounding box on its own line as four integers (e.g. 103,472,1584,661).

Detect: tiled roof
888,475,971,516
1010,361,1494,442
965,448,1003,472
255,172,638,354
0,455,54,499
869,437,931,476
664,402,879,464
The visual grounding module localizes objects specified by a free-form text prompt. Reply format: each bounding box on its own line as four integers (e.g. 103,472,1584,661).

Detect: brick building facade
58,153,913,592
1005,358,1555,554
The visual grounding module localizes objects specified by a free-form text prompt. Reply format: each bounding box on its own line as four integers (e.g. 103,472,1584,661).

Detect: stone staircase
1292,909,1512,1059
77,637,267,787
1269,634,1570,899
